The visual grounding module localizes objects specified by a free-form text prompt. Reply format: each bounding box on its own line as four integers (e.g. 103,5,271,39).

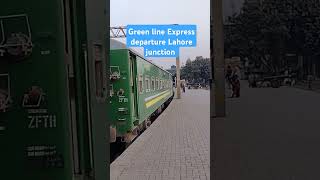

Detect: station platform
110,89,210,180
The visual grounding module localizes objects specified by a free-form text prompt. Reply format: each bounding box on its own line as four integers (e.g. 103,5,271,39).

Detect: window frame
145,75,150,93
151,77,155,91
156,77,159,90
138,74,144,94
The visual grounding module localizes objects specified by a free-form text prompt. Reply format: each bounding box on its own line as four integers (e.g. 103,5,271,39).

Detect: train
109,39,174,145
0,0,109,179
1,1,174,179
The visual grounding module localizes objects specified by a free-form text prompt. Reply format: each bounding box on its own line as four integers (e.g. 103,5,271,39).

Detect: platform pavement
212,80,320,180
110,89,210,180
294,80,320,93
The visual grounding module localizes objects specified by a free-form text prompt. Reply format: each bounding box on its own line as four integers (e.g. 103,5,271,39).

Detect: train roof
110,39,172,76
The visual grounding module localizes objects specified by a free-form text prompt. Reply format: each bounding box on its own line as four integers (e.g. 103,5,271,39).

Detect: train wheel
138,124,144,134
125,141,132,148
147,120,151,127
143,119,151,129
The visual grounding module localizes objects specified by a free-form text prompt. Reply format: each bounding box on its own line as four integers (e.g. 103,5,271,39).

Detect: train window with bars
145,77,150,92
151,77,155,91
155,78,159,90
138,75,143,94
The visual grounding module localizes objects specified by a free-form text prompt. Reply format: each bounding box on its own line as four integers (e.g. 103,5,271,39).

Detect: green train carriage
1,0,109,179
109,39,174,143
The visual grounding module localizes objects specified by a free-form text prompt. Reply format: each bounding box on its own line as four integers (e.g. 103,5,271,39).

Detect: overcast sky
110,0,210,69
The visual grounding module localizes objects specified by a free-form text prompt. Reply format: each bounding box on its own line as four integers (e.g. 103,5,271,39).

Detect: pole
212,0,225,117
211,2,227,180
176,56,181,99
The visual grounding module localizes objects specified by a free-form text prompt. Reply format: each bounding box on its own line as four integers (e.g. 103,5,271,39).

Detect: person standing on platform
308,74,313,90
226,65,233,89
231,74,240,98
181,83,185,93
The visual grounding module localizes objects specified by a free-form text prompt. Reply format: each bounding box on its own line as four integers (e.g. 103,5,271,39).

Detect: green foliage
181,56,211,84
225,0,320,73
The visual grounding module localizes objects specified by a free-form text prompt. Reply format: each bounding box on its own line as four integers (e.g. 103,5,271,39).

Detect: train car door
63,0,82,179
65,0,109,178
129,52,139,119
82,0,109,179
62,0,82,177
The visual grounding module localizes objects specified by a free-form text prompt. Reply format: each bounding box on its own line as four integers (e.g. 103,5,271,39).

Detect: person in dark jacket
231,74,240,98
226,65,232,89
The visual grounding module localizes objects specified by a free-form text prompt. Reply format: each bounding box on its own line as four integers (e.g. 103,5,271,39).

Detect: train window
155,78,159,90
139,75,143,94
145,77,150,92
151,77,155,91
160,80,163,89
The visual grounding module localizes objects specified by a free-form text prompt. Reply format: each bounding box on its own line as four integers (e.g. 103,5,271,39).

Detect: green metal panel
0,1,73,179
135,56,173,123
83,0,109,179
109,49,133,136
109,44,173,139
69,0,93,175
0,0,109,179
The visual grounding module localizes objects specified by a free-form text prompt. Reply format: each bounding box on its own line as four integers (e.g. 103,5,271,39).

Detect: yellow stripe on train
145,91,171,108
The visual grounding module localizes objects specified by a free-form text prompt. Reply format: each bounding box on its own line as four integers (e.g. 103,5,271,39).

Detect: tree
181,57,211,84
180,58,193,81
225,0,320,74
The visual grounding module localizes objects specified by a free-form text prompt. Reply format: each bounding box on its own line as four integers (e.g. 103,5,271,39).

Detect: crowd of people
226,65,241,98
